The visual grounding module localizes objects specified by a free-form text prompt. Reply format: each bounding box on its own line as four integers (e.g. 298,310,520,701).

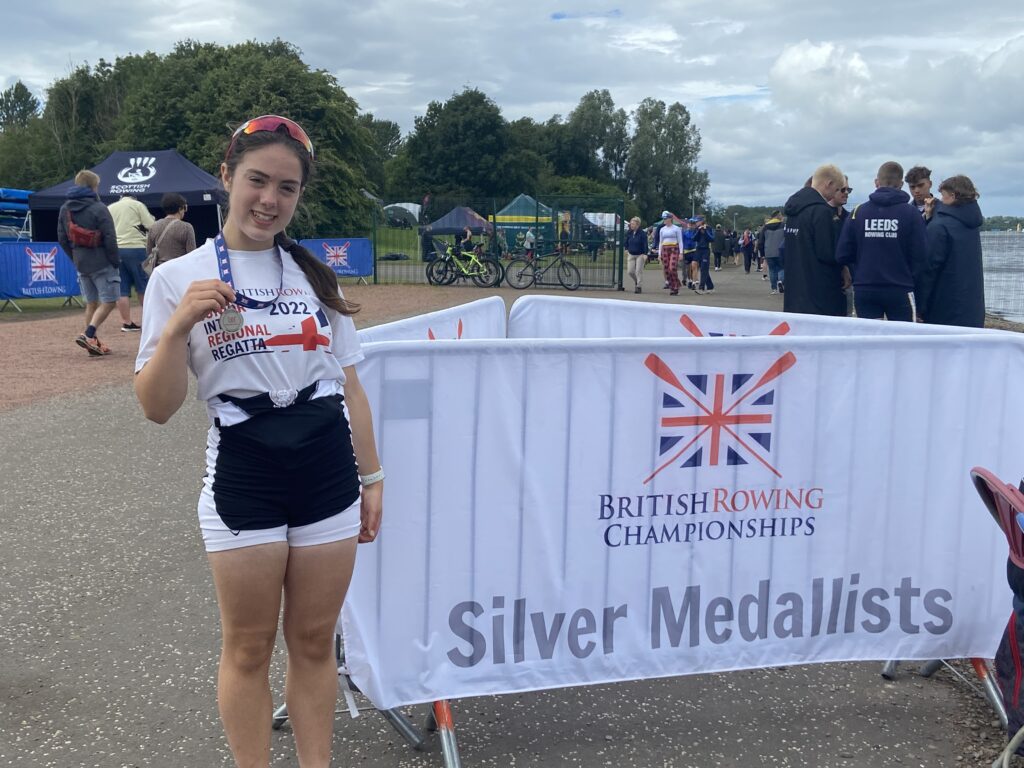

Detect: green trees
0,40,375,236
0,41,712,231
625,98,708,222
387,87,707,221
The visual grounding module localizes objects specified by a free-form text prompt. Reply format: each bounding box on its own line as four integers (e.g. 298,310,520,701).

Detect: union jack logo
644,350,797,483
28,247,57,283
323,242,349,267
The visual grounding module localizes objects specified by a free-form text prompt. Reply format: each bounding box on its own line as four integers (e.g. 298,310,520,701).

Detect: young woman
918,175,985,327
134,115,383,768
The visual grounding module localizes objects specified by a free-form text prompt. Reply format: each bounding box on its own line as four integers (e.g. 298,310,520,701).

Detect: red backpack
65,209,103,248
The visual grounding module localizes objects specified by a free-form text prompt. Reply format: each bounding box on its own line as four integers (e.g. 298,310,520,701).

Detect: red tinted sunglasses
227,115,315,160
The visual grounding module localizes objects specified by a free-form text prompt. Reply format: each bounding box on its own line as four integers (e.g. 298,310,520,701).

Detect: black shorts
202,395,361,543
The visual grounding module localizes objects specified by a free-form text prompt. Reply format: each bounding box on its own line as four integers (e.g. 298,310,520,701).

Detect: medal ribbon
215,232,280,309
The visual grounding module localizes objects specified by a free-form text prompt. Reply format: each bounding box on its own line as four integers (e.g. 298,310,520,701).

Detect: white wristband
359,467,385,486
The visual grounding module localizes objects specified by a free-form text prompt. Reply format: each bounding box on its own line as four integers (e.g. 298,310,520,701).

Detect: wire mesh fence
982,231,1024,322
371,195,626,290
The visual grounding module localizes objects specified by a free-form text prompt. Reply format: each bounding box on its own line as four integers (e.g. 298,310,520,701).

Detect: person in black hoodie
782,164,847,315
57,170,120,356
835,161,929,321
917,175,985,327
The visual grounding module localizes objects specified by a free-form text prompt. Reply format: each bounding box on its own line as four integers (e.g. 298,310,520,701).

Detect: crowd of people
58,181,197,356
627,162,985,328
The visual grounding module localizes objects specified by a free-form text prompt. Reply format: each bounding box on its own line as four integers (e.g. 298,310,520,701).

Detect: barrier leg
918,659,944,678
881,660,900,680
271,703,289,730
971,658,1009,730
433,700,462,768
0,299,22,313
379,708,429,751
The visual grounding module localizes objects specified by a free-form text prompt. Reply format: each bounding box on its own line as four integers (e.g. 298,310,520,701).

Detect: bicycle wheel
425,259,445,285
504,258,536,290
471,258,502,288
426,258,451,285
557,259,582,290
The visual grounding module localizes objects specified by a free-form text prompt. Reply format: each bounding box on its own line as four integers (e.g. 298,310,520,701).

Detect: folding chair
968,467,1024,734
879,468,1011,730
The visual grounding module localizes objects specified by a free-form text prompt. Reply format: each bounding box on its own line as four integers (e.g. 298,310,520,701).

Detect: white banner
508,295,998,340
344,334,1023,709
358,296,506,344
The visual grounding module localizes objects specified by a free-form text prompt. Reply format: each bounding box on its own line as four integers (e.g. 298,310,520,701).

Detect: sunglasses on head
227,115,315,160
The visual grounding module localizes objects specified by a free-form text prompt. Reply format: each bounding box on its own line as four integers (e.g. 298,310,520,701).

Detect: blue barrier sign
299,238,373,278
0,241,80,299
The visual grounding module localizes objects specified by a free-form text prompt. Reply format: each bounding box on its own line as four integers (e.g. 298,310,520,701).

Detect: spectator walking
692,216,715,294
57,170,119,356
758,212,786,295
917,175,985,327
835,161,929,321
782,164,847,316
109,193,155,332
523,227,536,261
712,224,726,270
146,193,197,268
658,211,684,296
740,228,755,274
624,216,649,293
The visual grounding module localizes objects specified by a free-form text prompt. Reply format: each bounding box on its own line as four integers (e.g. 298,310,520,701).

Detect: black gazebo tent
29,150,225,243
419,206,493,236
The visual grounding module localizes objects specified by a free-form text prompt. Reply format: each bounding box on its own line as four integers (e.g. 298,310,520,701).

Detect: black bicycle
504,251,581,290
425,240,502,288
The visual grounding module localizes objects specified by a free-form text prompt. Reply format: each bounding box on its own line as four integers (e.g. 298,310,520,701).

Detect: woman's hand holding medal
167,279,237,338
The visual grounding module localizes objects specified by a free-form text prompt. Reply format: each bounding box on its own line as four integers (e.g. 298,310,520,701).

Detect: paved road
0,264,1008,766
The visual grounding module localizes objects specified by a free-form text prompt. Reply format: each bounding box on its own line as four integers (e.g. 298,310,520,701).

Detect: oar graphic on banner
643,350,796,483
427,318,464,340
679,313,791,338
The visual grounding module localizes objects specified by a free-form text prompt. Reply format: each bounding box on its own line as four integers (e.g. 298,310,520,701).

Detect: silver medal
221,307,244,333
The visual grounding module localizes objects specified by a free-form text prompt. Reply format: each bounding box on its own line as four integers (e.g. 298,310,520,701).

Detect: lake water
982,232,1024,322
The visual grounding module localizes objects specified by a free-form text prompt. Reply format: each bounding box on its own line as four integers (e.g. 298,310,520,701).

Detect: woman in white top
134,115,383,767
658,210,683,296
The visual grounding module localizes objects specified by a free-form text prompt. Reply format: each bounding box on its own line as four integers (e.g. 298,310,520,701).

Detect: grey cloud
0,0,1021,213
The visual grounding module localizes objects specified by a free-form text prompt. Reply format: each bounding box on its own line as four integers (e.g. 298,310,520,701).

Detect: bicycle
425,240,502,288
504,250,582,290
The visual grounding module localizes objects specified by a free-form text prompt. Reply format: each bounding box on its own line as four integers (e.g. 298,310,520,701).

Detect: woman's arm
134,279,234,423
343,364,383,542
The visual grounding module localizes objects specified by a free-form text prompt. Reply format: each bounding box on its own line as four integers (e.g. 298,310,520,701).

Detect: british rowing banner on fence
508,295,988,340
0,242,80,300
357,296,506,344
298,237,373,278
343,334,1023,709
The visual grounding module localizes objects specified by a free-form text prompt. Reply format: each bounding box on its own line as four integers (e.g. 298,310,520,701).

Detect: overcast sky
4,1,1023,214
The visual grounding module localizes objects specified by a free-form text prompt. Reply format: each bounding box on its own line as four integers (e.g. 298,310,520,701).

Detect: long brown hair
223,125,359,316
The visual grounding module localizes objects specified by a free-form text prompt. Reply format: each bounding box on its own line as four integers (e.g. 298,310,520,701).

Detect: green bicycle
504,251,582,291
425,240,502,288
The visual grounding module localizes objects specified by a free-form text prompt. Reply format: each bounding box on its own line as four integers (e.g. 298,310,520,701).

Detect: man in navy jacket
835,161,929,322
782,165,847,316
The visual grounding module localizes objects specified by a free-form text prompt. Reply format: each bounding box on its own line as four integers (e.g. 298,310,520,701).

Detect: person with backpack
57,170,120,356
146,193,197,269
758,212,786,294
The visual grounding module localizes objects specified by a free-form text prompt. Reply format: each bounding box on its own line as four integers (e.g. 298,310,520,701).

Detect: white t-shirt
659,223,683,248
136,239,363,424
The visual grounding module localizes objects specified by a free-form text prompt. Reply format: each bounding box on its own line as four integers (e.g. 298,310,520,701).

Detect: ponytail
275,232,359,316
